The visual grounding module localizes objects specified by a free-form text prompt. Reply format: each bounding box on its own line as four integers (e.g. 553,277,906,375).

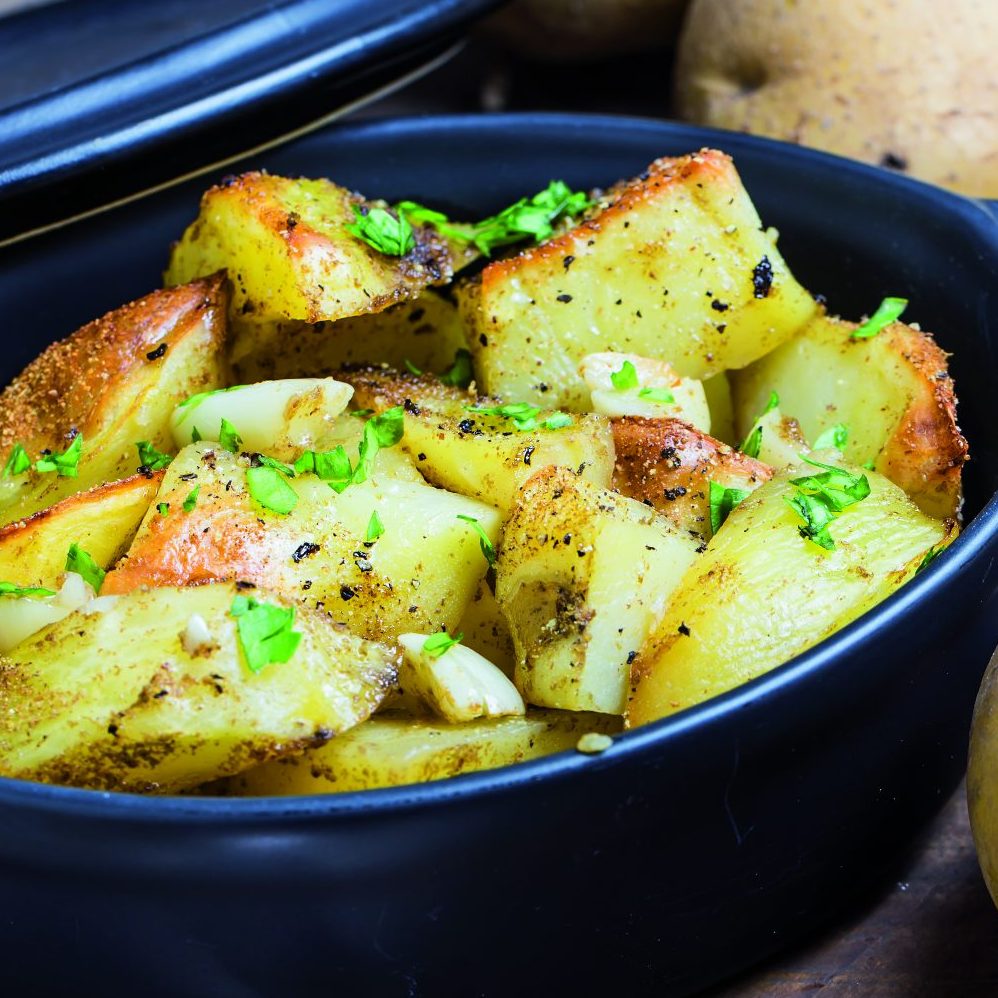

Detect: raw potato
611,417,771,541
103,444,498,643
627,462,957,727
730,313,967,518
234,291,469,384
0,583,397,792
0,472,161,589
674,0,998,198
343,368,615,513
498,467,700,714
460,149,818,409
222,708,623,795
0,276,229,526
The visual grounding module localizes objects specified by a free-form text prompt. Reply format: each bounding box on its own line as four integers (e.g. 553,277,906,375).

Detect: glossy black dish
0,115,996,997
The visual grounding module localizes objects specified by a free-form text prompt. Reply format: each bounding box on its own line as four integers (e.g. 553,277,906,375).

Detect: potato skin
611,416,772,541
675,0,998,197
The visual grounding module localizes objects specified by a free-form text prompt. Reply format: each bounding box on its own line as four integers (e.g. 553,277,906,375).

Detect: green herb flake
439,349,474,389
191,426,203,443
764,391,780,414
365,510,385,543
638,386,675,406
219,418,242,454
423,630,464,658
404,359,423,376
229,595,301,674
0,581,56,599
740,424,763,459
354,407,405,484
65,542,104,593
35,433,83,477
3,443,31,478
456,514,496,566
812,424,849,451
294,445,354,493
350,408,374,419
610,360,639,391
346,205,414,257
175,384,246,413
256,454,296,477
862,458,876,471
791,455,871,512
182,485,200,513
915,546,943,575
135,440,172,471
785,490,836,551
157,502,170,516
542,412,573,430
851,297,908,339
246,466,298,515
708,481,751,535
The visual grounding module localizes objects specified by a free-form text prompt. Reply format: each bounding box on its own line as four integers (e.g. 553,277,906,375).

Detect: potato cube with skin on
0,275,229,526
221,708,623,795
627,461,958,728
497,466,701,715
579,351,711,430
730,312,968,518
0,583,397,792
103,443,499,644
460,149,818,409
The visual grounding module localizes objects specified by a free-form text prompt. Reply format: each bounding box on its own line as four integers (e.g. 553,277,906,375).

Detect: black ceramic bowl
0,115,996,997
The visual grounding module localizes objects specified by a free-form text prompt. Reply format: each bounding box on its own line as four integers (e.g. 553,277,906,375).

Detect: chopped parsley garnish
915,546,943,575
610,360,639,391
2,443,31,477
294,445,354,492
255,453,296,477
851,297,908,339
439,349,475,389
812,423,849,451
135,440,172,471
466,402,571,432
175,384,245,412
862,459,876,471
423,630,463,658
219,418,242,454
468,181,592,255
708,481,751,535
0,581,56,599
350,408,374,419
157,502,170,516
785,455,871,550
35,433,83,477
65,542,104,593
404,359,423,376
739,391,780,458
347,205,415,257
365,510,385,543
191,425,203,443
246,466,298,515
456,514,496,566
229,595,301,674
637,386,675,406
182,485,200,512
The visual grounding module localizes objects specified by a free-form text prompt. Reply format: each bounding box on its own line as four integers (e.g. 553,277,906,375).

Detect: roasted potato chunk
104,443,498,643
342,368,615,513
497,467,700,714
627,461,957,727
0,583,397,792
221,708,622,795
0,276,228,525
460,149,818,409
611,417,772,541
457,580,516,677
731,313,968,518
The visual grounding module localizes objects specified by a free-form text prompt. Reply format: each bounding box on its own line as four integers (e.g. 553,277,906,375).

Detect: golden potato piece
498,466,700,714
627,462,957,727
342,368,615,513
611,416,772,542
0,275,229,525
0,583,397,792
0,472,162,590
457,580,516,677
731,313,968,518
460,148,818,408
222,708,622,795
104,443,498,643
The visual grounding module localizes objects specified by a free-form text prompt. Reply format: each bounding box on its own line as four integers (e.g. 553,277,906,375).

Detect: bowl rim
1,110,996,823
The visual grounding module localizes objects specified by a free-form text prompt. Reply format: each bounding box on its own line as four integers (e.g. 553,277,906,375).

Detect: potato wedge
221,708,622,795
233,291,470,383
611,417,772,542
730,313,968,518
627,462,957,727
497,467,700,714
460,149,818,409
0,472,162,589
342,368,615,513
104,443,498,643
0,276,229,525
0,582,397,792
0,573,95,654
